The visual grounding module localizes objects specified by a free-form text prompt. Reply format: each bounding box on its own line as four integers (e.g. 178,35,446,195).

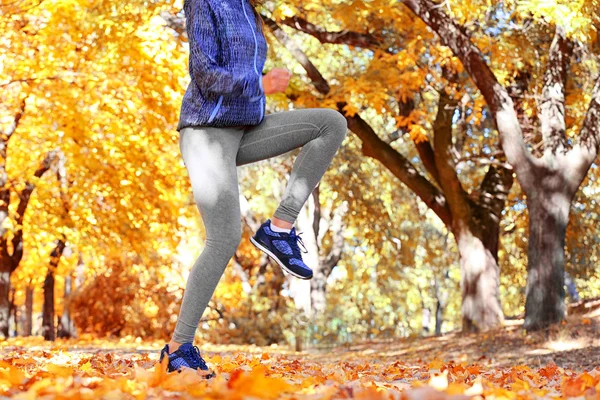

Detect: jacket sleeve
186,0,262,100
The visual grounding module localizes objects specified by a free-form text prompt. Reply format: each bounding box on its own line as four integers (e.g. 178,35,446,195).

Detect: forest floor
1,299,599,399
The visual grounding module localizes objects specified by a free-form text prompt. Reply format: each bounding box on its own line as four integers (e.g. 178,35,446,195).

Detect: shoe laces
182,345,208,370
288,230,308,258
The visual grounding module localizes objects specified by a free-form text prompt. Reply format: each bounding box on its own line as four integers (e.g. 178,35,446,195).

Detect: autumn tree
1,0,191,337
401,0,599,329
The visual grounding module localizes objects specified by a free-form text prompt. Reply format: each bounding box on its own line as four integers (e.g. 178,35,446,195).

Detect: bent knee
319,109,348,140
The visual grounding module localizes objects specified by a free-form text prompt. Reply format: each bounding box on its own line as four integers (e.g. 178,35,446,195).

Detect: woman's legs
170,108,346,349
236,108,347,223
171,126,245,347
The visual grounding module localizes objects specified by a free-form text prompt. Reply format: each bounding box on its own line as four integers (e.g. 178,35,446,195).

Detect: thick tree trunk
24,286,33,336
42,270,55,341
456,231,503,332
524,193,571,330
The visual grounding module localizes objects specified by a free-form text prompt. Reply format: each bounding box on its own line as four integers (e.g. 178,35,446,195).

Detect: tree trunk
421,306,431,335
309,273,327,316
9,287,17,336
58,273,75,338
456,231,503,332
43,238,66,341
24,286,33,336
0,263,10,338
435,300,444,336
42,270,55,341
524,193,570,330
434,274,447,336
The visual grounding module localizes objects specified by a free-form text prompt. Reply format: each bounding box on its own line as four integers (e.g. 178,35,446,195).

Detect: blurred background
0,0,598,350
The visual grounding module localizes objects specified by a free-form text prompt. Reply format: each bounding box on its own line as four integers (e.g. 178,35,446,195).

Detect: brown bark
24,285,33,336
456,232,503,332
343,109,453,226
43,239,66,341
42,269,56,341
278,15,381,49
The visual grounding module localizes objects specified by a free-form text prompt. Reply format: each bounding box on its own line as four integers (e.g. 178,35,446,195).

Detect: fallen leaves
0,337,599,399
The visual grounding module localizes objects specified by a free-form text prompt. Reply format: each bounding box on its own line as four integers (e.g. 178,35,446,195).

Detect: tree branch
567,75,600,189
11,150,57,272
432,91,469,228
278,15,382,49
321,201,348,277
478,161,514,225
401,0,538,190
541,26,572,156
415,140,441,185
397,96,441,184
343,108,452,226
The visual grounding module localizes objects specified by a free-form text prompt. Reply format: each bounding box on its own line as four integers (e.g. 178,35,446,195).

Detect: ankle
271,217,293,231
168,340,182,353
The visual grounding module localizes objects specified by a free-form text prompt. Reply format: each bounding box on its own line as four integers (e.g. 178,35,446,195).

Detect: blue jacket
177,0,268,131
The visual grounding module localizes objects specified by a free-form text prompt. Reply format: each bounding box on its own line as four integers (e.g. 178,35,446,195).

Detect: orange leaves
0,360,26,391
2,338,600,399
562,372,600,397
228,366,294,398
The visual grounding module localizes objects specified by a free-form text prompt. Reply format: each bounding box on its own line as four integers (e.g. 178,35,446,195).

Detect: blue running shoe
159,343,215,377
250,220,313,280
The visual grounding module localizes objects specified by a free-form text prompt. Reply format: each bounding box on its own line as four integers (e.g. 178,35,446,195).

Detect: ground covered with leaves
1,309,599,399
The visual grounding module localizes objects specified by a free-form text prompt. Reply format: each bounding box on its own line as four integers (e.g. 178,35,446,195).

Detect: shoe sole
250,236,313,280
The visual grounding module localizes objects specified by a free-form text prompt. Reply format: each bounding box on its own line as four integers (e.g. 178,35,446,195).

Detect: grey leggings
173,108,347,343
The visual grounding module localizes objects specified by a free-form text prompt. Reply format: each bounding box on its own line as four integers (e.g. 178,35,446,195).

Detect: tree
401,0,599,330
2,0,191,337
0,131,56,337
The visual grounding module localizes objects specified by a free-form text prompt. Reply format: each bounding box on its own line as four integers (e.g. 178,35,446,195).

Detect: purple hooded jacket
177,0,267,131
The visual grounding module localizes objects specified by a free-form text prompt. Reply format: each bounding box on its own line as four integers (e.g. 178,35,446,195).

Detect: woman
159,0,347,374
